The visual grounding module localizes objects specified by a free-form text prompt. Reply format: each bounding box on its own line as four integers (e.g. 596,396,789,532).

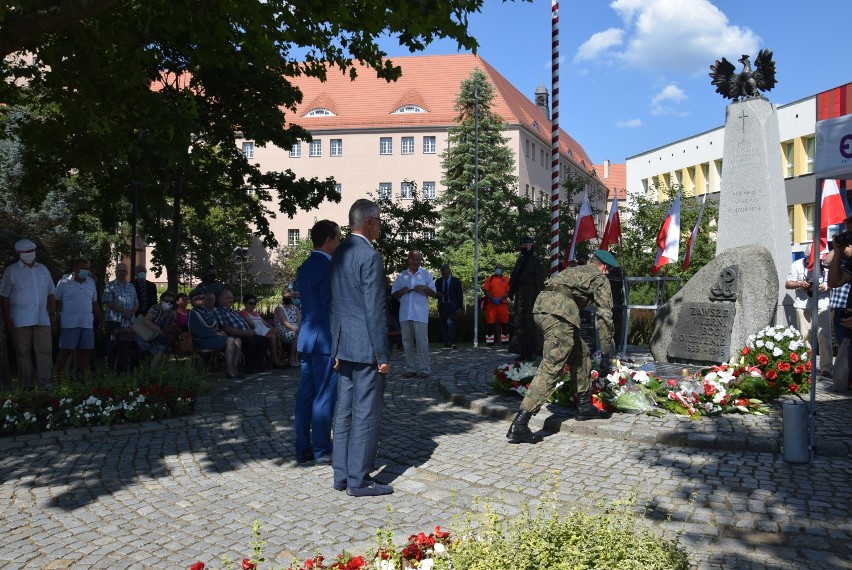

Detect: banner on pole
815,115,852,179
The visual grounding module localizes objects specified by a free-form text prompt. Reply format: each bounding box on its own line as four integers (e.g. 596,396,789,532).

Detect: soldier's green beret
593,249,619,268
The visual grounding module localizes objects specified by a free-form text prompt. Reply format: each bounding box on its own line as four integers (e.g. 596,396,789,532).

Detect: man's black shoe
346,482,394,497
576,390,612,421
506,410,542,444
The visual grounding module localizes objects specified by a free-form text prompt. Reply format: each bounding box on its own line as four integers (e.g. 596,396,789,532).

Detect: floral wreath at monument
491,325,811,418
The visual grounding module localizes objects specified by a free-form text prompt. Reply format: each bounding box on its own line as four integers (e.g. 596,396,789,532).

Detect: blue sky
380,0,851,164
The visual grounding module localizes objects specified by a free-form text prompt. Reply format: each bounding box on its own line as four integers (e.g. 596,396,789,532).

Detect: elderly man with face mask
54,258,103,381
0,239,57,390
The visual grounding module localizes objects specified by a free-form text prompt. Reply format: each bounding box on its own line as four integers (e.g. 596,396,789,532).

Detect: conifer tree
438,69,520,254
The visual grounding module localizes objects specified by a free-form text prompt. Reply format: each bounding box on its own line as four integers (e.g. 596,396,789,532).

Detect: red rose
719,396,729,406
741,346,750,355
806,361,812,371
242,559,257,570
757,354,769,366
794,365,804,374
703,380,717,397
765,369,778,380
666,379,678,387
778,362,791,372
347,556,366,569
789,383,799,393
190,563,205,570
591,369,599,379
619,377,627,386
789,352,799,363
736,398,747,407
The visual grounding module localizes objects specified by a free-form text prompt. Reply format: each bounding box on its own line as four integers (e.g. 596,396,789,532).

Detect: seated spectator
217,290,268,374
188,292,241,379
174,292,190,331
240,294,287,368
135,291,178,371
274,288,301,367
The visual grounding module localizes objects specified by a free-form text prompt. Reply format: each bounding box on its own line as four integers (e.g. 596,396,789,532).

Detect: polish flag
567,193,598,261
650,190,681,274
682,193,707,270
808,179,847,269
600,193,621,251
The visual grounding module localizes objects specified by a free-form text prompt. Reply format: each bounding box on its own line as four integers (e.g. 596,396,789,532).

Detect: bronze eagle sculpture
709,49,777,100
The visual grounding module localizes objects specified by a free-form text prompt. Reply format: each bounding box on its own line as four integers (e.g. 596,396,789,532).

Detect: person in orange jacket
482,264,511,346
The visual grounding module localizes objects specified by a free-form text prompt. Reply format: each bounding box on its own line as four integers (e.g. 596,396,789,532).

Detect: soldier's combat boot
576,390,612,421
506,411,542,444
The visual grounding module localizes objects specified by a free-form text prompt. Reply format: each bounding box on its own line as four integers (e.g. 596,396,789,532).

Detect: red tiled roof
284,54,596,173
594,162,626,201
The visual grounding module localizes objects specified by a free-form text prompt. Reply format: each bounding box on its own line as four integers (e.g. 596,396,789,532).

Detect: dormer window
531,120,539,130
392,104,427,114
305,108,335,117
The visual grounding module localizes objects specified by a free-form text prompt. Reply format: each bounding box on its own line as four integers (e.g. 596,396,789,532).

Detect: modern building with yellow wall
626,81,851,257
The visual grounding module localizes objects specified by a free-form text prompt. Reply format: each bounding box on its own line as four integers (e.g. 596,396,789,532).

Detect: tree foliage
0,0,489,289
616,185,718,301
438,68,522,254
372,186,442,275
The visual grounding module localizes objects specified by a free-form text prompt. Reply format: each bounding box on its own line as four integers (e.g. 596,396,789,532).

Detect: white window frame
380,137,393,155
330,139,343,157
804,204,815,242
379,183,392,200
401,181,415,200
242,141,254,159
805,137,815,174
784,142,794,178
401,137,415,155
289,141,301,158
305,108,335,117
288,229,300,246
334,183,342,195
309,139,322,157
423,181,436,199
423,136,436,154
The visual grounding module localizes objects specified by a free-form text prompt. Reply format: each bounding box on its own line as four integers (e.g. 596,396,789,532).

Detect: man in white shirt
392,250,436,378
785,244,832,376
55,259,103,380
0,239,56,390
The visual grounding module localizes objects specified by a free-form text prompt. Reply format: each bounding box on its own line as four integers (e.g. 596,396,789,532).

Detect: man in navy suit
435,263,464,349
294,220,341,465
329,199,393,497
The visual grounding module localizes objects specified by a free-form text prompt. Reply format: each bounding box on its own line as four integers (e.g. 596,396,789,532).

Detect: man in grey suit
330,199,393,497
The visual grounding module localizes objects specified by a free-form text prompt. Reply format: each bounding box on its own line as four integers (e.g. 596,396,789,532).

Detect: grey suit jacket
329,234,389,365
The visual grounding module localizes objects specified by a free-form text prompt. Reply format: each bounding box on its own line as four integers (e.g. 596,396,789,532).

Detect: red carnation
806,360,812,371
789,383,799,393
190,563,205,570
794,365,805,374
741,346,750,355
778,362,791,372
757,354,769,366
434,526,450,539
765,369,778,380
242,559,257,570
789,352,799,363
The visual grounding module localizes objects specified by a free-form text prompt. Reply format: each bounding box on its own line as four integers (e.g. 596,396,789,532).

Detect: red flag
820,179,846,229
650,190,681,274
682,193,707,270
567,193,598,261
600,193,621,251
808,180,846,269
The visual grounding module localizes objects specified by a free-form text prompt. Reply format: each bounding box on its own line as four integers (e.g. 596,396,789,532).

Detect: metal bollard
782,399,809,463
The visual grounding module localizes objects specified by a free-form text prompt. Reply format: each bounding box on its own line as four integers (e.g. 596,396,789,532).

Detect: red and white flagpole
549,0,561,275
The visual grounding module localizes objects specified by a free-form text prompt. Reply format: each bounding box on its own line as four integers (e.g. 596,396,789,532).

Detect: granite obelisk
715,97,791,322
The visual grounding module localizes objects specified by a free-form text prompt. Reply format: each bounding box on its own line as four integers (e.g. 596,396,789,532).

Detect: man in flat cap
506,250,618,444
0,239,57,389
508,236,546,360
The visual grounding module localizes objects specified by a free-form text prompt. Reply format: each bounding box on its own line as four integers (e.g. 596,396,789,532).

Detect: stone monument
714,97,791,322
650,245,778,365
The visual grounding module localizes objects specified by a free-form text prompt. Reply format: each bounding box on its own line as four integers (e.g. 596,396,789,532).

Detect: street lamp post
234,246,248,305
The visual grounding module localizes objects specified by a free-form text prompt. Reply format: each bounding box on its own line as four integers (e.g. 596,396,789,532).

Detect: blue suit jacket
435,275,464,312
330,234,389,365
296,250,332,355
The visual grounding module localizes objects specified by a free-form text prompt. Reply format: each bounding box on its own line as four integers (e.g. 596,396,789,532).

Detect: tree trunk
0,307,10,387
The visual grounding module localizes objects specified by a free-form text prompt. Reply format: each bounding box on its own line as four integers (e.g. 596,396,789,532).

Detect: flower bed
491,325,812,418
1,363,201,435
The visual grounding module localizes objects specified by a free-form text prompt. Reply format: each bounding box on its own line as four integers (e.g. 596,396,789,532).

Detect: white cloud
650,83,688,116
616,118,642,128
577,0,760,75
573,28,624,63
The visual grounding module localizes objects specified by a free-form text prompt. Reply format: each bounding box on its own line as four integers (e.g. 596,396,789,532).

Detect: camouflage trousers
521,313,591,414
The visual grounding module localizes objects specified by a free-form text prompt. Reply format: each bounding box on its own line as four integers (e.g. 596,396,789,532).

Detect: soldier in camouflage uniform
507,250,618,444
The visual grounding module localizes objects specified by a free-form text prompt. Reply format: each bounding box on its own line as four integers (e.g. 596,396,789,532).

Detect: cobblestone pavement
1,347,851,569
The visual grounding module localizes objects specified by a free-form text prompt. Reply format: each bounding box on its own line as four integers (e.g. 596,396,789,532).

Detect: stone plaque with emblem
666,266,738,364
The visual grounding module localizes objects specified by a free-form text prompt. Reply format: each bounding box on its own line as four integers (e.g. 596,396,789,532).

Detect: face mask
495,269,503,276
292,299,301,307
283,298,293,305
77,269,89,280
19,252,36,264
137,272,147,280
161,302,173,310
